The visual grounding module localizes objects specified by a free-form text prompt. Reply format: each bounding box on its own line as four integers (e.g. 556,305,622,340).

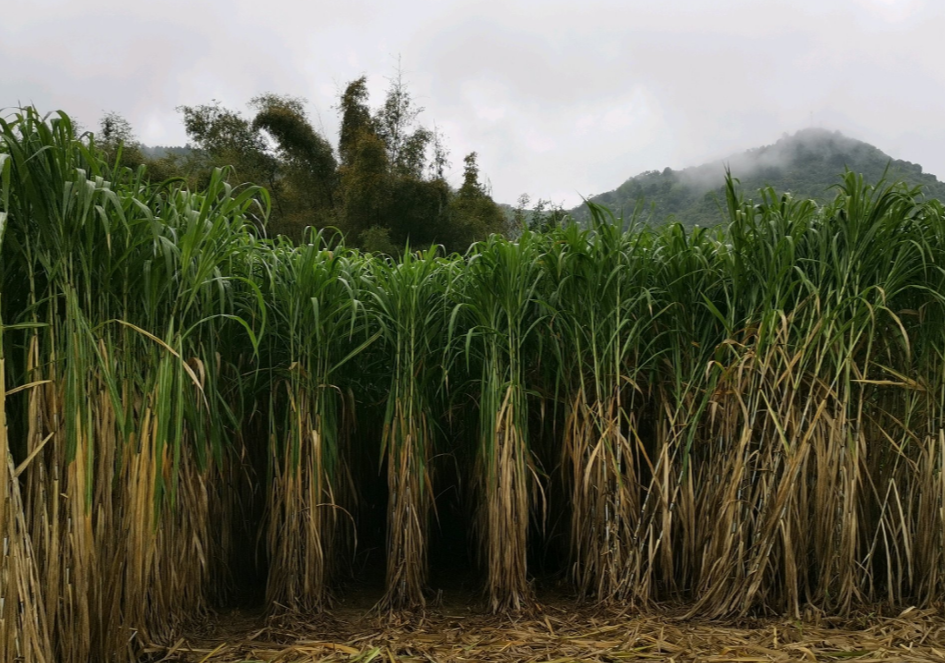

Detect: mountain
575,129,945,227
141,144,193,160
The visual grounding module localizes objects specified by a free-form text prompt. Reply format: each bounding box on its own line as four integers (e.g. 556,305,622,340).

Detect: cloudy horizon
3,0,943,207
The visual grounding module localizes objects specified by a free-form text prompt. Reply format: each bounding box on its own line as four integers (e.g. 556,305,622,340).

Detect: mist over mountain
575,129,945,227
140,144,193,160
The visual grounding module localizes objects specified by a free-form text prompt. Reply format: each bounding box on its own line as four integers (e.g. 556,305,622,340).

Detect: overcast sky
3,0,943,206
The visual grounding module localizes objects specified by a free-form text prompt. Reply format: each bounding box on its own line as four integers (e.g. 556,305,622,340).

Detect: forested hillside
577,128,945,227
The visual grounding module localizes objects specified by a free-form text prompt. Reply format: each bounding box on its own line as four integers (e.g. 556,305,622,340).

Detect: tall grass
0,132,53,663
366,246,453,611
454,232,547,612
261,234,369,611
0,109,265,662
2,108,945,662
542,212,663,602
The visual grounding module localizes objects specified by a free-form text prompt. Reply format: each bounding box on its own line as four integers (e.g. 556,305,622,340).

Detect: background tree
250,94,339,234
527,199,569,233
512,193,531,232
178,98,338,240
443,152,508,248
91,67,511,251
339,128,391,242
428,125,450,182
97,111,147,170
371,70,448,249
338,77,373,168
374,67,432,178
179,101,278,193
338,73,476,252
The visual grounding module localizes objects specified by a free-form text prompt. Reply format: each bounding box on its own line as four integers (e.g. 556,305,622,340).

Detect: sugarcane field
4,105,945,663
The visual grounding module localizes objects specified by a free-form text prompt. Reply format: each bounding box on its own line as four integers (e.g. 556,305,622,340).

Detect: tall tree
179,101,278,192
338,77,373,168
179,98,338,240
126,69,512,250
527,199,568,233
339,129,391,241
374,68,432,178
444,153,508,249
250,94,339,233
428,125,450,182
97,111,147,170
338,73,445,248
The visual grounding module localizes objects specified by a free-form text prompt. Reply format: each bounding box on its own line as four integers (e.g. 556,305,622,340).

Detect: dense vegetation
99,73,508,252
3,109,945,663
580,128,945,227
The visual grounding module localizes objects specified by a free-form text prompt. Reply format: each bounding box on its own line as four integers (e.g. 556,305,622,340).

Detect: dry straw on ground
144,604,945,663
148,604,945,663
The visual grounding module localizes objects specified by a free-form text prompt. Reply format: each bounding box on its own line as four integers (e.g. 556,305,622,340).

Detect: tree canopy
104,71,508,251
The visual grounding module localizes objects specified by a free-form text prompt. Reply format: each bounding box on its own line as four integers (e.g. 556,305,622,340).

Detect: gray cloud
2,0,942,206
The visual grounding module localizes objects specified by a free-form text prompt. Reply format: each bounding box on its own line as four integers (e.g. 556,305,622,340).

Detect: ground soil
144,591,945,663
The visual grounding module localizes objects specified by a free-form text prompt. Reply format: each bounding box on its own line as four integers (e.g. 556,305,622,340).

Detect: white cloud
2,0,944,207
